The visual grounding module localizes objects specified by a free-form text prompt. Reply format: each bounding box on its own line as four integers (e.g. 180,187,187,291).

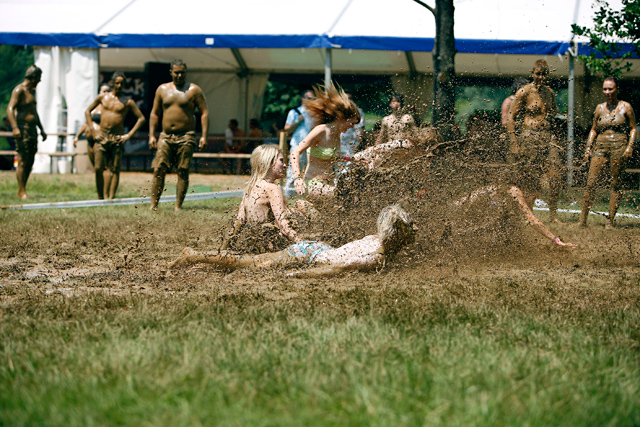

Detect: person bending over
290,84,361,200
170,204,417,277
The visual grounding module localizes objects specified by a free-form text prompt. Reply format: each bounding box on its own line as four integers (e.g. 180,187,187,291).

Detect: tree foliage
571,0,640,78
0,45,34,120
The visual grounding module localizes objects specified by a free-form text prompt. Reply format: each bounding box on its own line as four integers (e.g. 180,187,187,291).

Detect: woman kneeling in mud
171,204,417,277
223,144,317,252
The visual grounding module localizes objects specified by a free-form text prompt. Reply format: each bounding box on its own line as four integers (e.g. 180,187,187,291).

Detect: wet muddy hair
603,76,619,88
511,78,529,94
532,59,549,75
171,59,187,70
111,71,126,82
377,204,416,249
390,93,405,107
243,144,281,198
306,84,361,125
25,65,42,81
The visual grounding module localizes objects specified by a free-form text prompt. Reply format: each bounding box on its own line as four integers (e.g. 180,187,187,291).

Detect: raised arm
290,125,324,195
148,87,163,149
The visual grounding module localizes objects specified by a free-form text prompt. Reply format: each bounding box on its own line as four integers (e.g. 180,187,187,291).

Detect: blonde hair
377,204,416,248
243,144,281,198
306,84,361,125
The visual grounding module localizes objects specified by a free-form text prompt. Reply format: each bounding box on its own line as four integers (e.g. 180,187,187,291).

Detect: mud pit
1,147,639,307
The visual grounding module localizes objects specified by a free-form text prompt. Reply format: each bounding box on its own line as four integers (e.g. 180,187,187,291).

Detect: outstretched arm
508,185,577,248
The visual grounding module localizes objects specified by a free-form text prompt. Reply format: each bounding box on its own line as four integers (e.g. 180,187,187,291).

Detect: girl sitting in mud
171,204,417,278
290,84,361,200
223,144,317,253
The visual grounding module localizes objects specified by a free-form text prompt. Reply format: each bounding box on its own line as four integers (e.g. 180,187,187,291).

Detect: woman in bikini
170,204,417,277
289,84,361,200
578,76,637,228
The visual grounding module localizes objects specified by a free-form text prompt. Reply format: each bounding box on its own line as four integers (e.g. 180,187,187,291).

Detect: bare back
240,181,277,224
157,82,201,133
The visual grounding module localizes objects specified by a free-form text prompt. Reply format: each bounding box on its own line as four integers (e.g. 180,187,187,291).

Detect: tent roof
1,0,637,77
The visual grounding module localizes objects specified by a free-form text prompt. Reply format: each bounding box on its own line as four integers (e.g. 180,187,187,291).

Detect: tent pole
567,43,576,187
324,48,332,87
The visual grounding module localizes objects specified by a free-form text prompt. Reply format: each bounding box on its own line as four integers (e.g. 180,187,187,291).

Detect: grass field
1,171,639,426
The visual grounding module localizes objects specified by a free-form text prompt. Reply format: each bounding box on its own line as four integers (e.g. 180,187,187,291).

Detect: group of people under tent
6,59,635,277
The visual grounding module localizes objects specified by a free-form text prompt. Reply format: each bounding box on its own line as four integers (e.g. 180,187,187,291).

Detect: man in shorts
148,60,209,210
84,72,145,199
506,59,565,224
6,65,47,199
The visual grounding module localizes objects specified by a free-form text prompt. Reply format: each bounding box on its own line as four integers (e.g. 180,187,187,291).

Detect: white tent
1,0,636,173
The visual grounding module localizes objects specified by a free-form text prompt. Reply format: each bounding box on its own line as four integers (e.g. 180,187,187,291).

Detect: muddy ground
1,149,639,309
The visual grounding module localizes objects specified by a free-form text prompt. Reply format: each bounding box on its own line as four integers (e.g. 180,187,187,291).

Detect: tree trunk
432,0,456,141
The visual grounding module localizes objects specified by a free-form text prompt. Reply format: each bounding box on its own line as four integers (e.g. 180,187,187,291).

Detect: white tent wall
189,72,269,133
34,47,98,174
33,46,98,173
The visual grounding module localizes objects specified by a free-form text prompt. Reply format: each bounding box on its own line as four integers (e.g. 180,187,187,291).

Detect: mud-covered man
375,93,415,146
84,72,145,199
506,59,564,223
6,65,47,199
149,59,209,210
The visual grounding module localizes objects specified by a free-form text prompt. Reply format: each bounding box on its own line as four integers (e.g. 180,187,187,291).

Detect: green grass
1,284,639,426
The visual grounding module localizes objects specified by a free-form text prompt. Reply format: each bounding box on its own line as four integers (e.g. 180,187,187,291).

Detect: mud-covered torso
595,103,629,144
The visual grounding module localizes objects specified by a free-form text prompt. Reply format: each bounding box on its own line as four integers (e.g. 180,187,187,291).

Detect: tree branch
411,0,435,15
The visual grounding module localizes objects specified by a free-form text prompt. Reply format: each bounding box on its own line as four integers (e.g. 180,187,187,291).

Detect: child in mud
453,184,577,248
223,144,317,252
170,204,417,277
290,84,361,200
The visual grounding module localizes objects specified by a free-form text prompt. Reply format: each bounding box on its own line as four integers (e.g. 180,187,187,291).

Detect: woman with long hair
579,76,637,228
170,204,417,277
290,84,361,200
224,144,303,247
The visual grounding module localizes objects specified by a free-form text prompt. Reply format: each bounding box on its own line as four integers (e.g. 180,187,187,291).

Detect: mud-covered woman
223,144,316,253
171,204,417,278
578,76,637,229
289,85,361,200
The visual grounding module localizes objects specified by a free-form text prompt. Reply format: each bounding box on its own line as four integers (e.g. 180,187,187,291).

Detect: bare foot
549,217,566,225
605,222,615,230
17,192,28,200
168,247,199,270
150,205,158,211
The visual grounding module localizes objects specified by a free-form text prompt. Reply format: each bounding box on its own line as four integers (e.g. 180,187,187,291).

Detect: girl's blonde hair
377,204,416,248
306,84,361,125
243,144,281,198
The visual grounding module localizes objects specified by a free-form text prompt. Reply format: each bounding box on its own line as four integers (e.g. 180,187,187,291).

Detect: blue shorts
286,241,333,263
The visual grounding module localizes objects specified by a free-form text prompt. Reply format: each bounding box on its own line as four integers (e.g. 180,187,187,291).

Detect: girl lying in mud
170,204,417,277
